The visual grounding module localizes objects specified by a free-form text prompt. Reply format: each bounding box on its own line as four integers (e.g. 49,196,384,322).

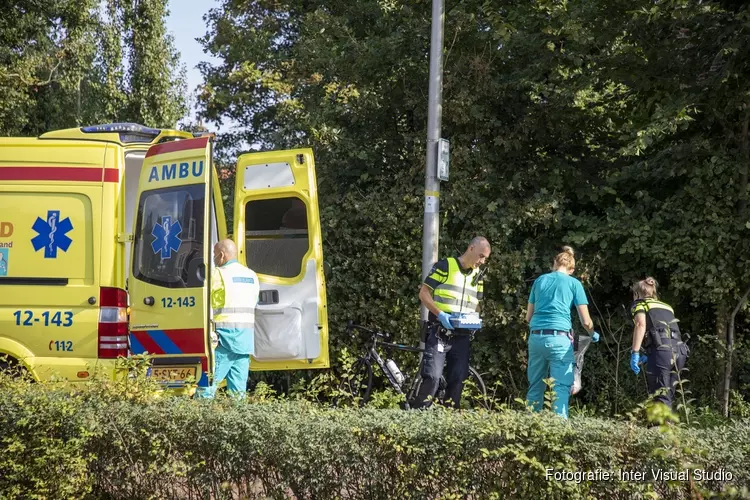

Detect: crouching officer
411,236,490,409
197,239,260,399
629,277,688,409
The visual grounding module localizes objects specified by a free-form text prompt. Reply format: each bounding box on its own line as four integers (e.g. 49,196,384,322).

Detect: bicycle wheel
336,358,373,407
464,366,489,410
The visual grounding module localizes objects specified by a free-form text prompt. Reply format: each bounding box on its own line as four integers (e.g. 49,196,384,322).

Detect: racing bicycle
336,321,489,410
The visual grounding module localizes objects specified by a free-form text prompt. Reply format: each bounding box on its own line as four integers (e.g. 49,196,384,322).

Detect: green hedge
1,373,749,499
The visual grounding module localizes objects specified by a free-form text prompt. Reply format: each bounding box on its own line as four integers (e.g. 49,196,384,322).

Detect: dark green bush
1,370,749,499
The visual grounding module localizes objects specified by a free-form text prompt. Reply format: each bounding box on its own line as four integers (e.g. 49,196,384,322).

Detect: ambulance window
133,184,206,288
244,197,309,278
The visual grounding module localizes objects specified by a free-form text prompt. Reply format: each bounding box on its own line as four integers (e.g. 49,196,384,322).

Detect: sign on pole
437,138,449,181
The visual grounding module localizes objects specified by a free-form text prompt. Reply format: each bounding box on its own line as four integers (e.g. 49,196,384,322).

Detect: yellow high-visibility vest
211,260,260,354
432,257,482,314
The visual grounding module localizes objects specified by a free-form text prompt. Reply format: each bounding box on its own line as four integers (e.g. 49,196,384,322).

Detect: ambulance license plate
149,366,196,382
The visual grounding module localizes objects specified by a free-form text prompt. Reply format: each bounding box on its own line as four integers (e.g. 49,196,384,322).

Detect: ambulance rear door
128,137,221,387
234,148,329,371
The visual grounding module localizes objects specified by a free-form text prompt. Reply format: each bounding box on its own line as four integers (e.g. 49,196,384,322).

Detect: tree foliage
196,0,750,414
0,0,186,136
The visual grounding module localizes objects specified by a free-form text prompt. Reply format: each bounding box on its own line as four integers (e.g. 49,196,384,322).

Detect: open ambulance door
128,136,226,388
234,148,329,370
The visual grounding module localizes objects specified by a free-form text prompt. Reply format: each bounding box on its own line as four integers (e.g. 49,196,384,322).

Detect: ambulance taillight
98,287,129,358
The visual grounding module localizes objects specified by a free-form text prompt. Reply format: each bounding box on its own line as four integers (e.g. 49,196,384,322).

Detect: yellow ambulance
0,123,330,387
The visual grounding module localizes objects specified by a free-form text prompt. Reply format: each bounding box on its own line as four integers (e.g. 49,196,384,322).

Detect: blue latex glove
630,352,642,375
591,331,600,343
437,311,454,330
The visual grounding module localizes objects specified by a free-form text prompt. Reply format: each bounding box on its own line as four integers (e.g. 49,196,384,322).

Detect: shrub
0,370,748,499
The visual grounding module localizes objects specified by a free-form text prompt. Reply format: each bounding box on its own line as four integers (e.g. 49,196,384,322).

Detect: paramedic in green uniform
525,246,599,418
197,239,259,399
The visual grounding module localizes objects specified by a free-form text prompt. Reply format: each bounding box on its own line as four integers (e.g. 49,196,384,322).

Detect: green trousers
196,344,250,399
526,333,574,418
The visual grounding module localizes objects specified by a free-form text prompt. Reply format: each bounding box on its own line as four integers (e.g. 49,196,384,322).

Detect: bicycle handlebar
346,319,478,342
346,320,393,340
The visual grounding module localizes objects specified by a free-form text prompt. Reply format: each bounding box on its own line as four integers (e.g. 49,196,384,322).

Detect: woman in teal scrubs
525,246,599,418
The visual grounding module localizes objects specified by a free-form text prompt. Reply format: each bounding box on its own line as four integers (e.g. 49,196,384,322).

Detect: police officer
412,236,490,409
629,277,688,409
197,239,260,399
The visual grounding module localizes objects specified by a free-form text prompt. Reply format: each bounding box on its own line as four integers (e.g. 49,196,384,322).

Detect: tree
119,0,187,127
0,0,100,135
0,0,187,136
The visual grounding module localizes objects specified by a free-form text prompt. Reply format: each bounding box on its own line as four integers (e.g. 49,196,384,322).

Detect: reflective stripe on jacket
211,260,260,355
631,298,681,343
432,257,481,314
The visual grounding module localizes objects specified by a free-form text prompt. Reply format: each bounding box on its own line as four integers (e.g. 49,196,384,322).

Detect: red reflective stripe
131,328,205,355
145,137,209,158
164,328,205,354
103,168,120,182
131,331,165,355
0,166,119,182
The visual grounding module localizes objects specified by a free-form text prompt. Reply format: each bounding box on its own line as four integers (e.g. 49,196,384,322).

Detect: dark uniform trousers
411,323,471,409
646,338,688,409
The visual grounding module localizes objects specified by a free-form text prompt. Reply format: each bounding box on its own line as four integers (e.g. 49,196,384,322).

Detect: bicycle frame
361,337,422,396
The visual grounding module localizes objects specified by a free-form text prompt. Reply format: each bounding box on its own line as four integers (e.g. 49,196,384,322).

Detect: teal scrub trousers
526,332,574,418
196,344,250,399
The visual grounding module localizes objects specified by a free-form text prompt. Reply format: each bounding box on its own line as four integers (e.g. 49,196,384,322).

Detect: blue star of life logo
31,210,74,259
151,215,182,259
